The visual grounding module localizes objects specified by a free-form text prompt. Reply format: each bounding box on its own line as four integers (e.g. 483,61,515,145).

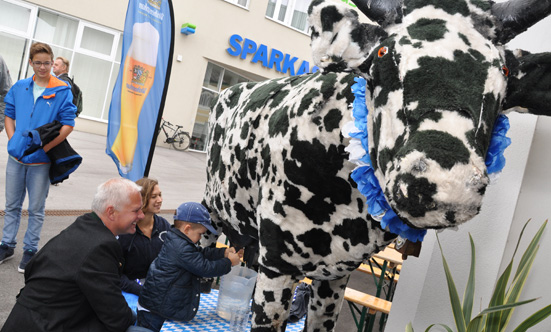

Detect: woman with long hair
118,177,171,295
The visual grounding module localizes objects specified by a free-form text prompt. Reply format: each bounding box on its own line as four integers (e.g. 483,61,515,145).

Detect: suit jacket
1,213,134,332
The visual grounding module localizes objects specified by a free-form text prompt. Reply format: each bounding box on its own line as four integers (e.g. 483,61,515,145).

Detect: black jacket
22,120,82,184
138,227,231,321
1,213,134,332
118,214,171,295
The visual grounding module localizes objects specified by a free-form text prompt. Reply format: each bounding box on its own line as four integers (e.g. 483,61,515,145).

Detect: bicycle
158,118,191,151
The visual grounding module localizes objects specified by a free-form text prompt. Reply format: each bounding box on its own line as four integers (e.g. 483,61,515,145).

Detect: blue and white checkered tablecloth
123,289,305,332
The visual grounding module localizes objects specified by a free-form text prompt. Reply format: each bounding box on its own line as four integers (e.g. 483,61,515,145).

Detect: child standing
137,202,241,331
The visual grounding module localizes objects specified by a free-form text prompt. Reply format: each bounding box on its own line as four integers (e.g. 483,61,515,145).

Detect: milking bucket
216,265,257,320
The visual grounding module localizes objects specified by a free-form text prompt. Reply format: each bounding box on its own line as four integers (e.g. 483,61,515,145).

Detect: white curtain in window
0,1,31,33
266,0,276,18
102,62,119,120
80,26,114,56
0,31,27,80
34,10,78,48
72,53,112,119
291,0,310,31
237,0,248,7
278,0,289,22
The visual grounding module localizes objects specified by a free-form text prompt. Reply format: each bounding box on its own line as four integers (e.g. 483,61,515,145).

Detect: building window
0,0,121,122
190,62,250,152
223,0,249,9
265,0,311,33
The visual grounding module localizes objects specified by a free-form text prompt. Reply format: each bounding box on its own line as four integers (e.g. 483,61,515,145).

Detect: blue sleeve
176,243,231,278
201,246,226,261
57,88,76,127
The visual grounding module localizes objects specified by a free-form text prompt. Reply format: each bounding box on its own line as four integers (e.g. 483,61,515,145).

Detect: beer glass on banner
111,22,159,174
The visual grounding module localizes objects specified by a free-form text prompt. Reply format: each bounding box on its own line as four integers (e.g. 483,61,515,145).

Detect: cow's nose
391,173,437,218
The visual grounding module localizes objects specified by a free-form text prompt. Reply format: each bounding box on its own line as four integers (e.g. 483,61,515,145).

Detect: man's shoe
0,243,15,264
18,249,36,273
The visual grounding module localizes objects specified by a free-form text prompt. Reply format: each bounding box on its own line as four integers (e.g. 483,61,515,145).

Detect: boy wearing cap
137,202,242,332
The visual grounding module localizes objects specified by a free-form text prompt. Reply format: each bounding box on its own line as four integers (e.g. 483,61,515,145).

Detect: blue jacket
138,227,231,321
4,75,76,164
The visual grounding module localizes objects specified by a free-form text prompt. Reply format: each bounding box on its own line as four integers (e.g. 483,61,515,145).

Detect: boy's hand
228,252,241,266
236,248,244,259
225,247,236,258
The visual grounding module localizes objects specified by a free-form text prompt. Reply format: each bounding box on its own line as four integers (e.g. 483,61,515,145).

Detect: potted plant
406,219,550,332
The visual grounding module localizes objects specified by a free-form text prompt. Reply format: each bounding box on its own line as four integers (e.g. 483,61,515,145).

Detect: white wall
385,7,551,332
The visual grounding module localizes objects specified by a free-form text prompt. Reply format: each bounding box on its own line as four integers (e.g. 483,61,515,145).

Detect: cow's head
309,0,551,231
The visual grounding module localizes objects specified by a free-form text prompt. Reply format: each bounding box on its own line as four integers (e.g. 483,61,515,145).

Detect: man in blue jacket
0,42,76,273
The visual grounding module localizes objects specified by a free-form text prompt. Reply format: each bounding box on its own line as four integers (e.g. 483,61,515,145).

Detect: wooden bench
357,262,400,282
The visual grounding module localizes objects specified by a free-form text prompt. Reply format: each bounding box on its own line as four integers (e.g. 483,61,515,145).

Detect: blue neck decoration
346,77,511,243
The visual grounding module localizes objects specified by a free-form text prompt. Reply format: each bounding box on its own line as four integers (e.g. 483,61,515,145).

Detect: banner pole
144,0,175,178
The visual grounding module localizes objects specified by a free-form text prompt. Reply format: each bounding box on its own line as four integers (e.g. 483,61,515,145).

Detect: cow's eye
378,46,388,58
501,65,509,76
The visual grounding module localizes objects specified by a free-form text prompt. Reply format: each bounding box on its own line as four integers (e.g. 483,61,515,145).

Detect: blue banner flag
106,0,174,180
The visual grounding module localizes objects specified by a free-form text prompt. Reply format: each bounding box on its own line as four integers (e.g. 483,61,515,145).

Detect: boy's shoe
18,249,36,273
0,243,15,264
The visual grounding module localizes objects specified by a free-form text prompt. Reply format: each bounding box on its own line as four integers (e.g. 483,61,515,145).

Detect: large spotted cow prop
202,0,551,331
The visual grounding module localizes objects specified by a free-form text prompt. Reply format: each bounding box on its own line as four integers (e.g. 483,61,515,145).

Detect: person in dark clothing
0,54,13,133
53,56,82,116
118,178,171,295
137,202,242,332
1,178,147,332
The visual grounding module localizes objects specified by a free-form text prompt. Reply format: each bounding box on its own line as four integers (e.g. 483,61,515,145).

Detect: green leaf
511,304,551,332
406,322,414,332
466,315,485,332
499,220,546,329
499,246,539,329
479,298,537,316
486,261,512,332
424,324,454,332
486,219,533,332
437,234,466,332
462,234,476,323
514,220,546,281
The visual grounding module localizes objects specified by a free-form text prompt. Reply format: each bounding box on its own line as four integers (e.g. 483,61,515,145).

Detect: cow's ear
503,49,551,116
308,1,386,73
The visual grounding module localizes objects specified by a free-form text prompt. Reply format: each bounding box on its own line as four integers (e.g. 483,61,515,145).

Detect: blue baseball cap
174,202,218,235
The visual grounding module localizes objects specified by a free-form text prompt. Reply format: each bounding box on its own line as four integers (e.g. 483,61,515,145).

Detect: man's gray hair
91,178,142,214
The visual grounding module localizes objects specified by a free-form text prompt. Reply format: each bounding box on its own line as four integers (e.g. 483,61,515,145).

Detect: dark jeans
137,310,166,332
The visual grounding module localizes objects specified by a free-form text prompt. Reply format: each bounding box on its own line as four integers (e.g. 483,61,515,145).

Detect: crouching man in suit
1,178,153,332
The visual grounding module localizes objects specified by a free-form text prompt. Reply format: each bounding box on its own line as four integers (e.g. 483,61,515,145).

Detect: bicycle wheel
172,132,191,151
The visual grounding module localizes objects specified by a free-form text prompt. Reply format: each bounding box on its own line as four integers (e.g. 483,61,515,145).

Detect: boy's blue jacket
139,227,231,321
4,75,76,164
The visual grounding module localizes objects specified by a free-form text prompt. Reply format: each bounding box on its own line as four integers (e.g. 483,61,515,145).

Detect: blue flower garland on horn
343,77,511,243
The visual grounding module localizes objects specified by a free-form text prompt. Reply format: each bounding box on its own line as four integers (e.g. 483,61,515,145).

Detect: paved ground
0,130,382,331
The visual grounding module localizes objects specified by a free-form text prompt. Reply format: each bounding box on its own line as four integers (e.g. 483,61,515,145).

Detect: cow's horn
350,0,403,27
492,0,551,44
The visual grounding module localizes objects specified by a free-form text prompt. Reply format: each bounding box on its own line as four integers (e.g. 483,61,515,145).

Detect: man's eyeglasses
32,61,52,67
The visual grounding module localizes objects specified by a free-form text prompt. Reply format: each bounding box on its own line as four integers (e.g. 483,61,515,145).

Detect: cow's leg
251,266,298,332
305,276,349,332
